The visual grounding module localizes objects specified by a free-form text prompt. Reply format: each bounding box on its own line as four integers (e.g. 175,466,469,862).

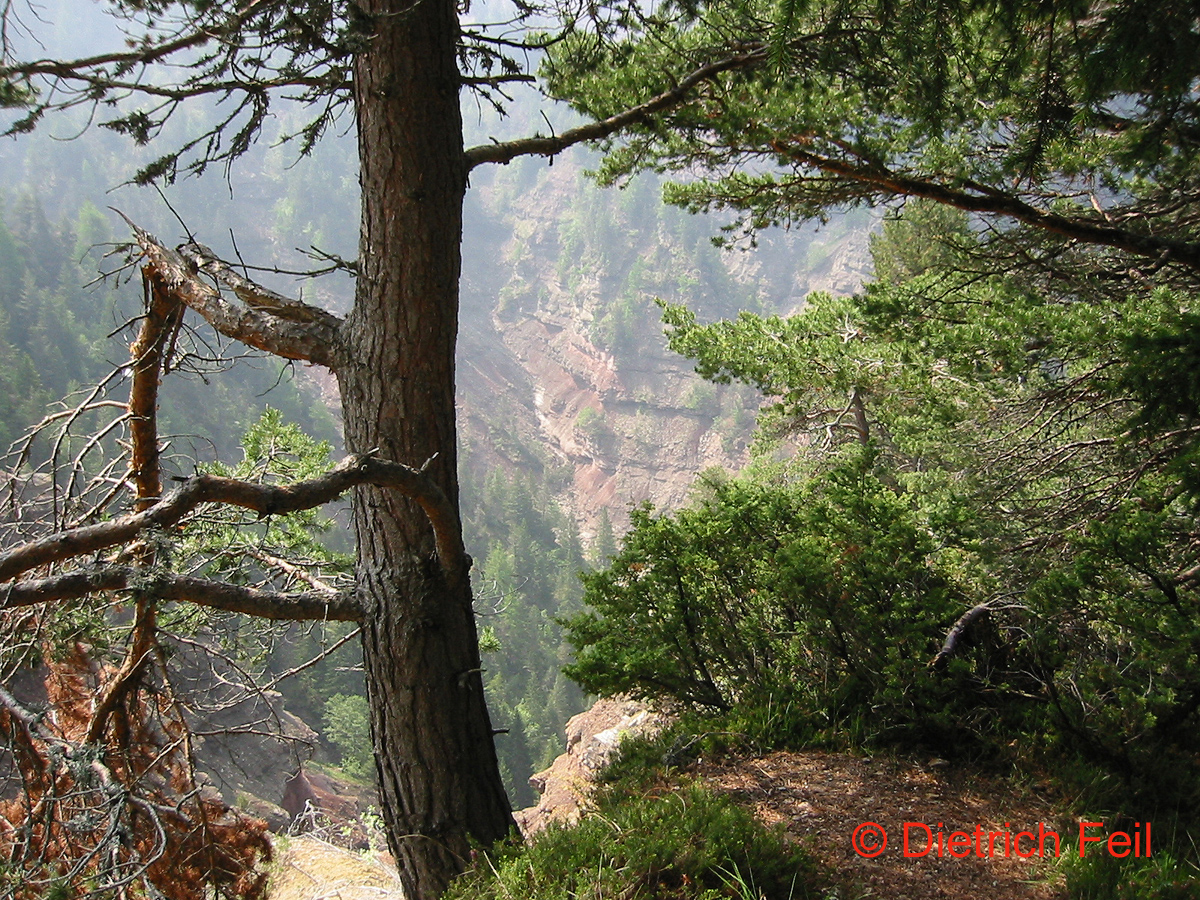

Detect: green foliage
590,291,646,356
1120,307,1200,431
180,408,351,592
322,693,374,781
1116,305,1200,500
0,192,340,463
549,0,1200,251
575,405,607,443
166,410,361,731
573,192,1200,831
566,450,1017,754
446,781,823,900
260,619,366,760
591,508,619,567
478,624,502,654
869,202,975,287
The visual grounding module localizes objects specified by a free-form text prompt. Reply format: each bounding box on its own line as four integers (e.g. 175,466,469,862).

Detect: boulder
282,765,379,848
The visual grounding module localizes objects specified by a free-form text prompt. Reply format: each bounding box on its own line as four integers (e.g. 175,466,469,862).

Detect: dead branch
1,567,361,621
179,243,341,325
0,452,463,585
0,653,271,900
37,373,130,529
931,603,993,671
84,280,182,747
262,626,361,692
241,546,339,592
119,215,345,370
129,274,184,511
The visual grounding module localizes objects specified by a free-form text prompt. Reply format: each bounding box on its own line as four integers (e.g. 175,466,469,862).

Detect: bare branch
1,566,360,621
930,603,994,671
261,625,361,691
241,546,339,592
82,282,184,747
464,47,766,169
130,274,184,510
0,645,271,898
461,73,536,87
0,453,464,584
179,242,344,325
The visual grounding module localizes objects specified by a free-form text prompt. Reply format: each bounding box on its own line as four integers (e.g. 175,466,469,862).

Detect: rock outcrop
281,765,379,847
515,696,671,835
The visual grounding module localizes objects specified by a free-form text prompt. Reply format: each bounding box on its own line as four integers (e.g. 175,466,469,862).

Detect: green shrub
564,450,1004,755
576,406,606,441
1060,846,1200,900
447,782,823,900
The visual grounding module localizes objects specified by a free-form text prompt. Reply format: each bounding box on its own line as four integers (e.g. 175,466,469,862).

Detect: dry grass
266,835,403,900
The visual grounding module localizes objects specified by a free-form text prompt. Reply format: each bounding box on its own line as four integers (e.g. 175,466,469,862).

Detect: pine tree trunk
339,1,514,896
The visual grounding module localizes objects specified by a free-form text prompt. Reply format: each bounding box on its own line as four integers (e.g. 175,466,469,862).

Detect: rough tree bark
340,0,514,895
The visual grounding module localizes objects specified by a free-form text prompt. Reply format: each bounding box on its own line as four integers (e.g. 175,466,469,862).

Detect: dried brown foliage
0,636,272,899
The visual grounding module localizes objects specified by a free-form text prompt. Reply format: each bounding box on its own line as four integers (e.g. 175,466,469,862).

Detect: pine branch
770,139,1200,271
464,47,766,169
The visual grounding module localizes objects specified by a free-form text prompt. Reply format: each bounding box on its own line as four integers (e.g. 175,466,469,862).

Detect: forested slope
0,107,870,806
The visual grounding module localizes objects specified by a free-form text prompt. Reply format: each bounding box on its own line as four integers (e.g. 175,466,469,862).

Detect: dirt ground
700,750,1069,900
265,748,1071,900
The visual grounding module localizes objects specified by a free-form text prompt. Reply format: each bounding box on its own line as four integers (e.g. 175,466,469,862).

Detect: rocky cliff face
458,155,874,539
